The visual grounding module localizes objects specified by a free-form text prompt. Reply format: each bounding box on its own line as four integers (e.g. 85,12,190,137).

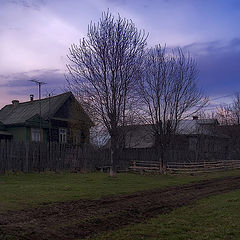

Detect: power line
194,94,234,109
201,107,220,111
208,94,233,102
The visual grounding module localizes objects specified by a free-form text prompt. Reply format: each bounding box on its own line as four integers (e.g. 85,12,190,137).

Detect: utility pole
45,89,54,170
29,79,47,173
45,89,55,142
30,79,47,141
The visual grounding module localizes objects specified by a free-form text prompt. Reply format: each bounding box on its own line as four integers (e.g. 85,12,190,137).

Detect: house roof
123,119,221,149
125,119,218,136
0,92,72,125
177,119,218,135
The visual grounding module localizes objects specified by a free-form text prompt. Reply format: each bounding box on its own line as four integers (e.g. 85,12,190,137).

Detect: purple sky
1,0,240,109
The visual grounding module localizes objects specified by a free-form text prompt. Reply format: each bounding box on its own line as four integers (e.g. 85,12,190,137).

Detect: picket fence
0,141,111,174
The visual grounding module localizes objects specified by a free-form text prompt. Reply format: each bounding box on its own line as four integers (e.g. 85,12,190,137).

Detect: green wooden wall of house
6,126,49,142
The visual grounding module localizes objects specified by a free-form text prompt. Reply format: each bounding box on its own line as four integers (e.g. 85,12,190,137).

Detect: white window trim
59,128,67,143
31,128,41,142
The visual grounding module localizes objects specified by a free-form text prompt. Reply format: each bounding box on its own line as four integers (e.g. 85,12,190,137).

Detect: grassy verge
0,170,240,212
89,189,240,240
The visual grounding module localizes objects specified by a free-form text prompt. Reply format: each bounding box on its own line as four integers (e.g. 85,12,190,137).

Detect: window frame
59,128,67,143
31,128,42,142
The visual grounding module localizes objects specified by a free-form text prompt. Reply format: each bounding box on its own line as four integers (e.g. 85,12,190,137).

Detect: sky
0,0,240,109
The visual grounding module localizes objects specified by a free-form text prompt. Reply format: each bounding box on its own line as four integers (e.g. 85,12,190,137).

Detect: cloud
105,0,126,5
0,2,81,74
184,38,240,56
183,39,240,96
0,69,64,86
3,0,46,10
0,69,66,106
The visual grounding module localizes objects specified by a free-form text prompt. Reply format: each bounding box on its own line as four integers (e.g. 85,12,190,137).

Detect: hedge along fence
0,141,113,174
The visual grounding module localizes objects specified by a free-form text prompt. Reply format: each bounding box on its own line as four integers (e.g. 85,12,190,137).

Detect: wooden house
0,92,93,144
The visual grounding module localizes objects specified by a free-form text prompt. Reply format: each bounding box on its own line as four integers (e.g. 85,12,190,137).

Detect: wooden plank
129,166,160,170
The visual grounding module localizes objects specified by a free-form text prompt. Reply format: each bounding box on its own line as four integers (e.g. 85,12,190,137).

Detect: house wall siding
7,127,27,141
53,98,91,144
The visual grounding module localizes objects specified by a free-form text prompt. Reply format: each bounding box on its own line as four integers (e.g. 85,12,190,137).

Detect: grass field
89,189,240,240
0,169,240,213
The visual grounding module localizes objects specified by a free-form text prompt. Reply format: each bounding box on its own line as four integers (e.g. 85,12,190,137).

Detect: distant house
0,92,93,144
121,117,229,162
123,118,219,148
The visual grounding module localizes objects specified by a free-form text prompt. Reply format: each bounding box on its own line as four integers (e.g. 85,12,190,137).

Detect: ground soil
1,175,240,240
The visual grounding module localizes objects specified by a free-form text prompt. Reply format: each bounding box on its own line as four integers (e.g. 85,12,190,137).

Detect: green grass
0,170,240,213
89,189,240,240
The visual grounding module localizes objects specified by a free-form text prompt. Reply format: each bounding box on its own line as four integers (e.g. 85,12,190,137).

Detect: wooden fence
0,141,112,174
1,141,240,174
129,160,240,173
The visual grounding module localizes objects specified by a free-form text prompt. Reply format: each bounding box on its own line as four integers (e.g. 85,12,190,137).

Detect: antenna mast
29,79,47,141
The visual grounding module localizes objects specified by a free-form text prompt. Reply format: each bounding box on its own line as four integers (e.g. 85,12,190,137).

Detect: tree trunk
157,144,166,175
109,148,117,177
160,151,167,174
109,135,117,177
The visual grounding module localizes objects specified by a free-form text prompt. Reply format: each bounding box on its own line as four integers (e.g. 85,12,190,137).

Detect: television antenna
29,79,47,100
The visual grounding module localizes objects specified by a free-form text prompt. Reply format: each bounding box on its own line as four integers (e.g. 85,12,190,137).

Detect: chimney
30,94,34,101
193,116,198,120
12,100,19,107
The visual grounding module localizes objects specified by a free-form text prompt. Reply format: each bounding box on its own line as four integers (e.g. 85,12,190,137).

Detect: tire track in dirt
1,176,240,240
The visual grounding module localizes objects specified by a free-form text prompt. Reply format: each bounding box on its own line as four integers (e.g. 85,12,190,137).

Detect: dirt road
1,176,240,240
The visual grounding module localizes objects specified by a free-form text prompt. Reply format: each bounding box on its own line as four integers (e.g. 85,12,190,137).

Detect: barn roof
0,92,72,125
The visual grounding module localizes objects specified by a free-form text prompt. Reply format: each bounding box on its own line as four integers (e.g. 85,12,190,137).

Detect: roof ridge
3,92,72,107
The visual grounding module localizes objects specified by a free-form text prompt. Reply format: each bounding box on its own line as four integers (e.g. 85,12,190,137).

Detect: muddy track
1,176,240,240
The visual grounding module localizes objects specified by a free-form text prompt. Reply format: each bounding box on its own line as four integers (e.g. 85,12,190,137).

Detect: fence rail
129,160,240,173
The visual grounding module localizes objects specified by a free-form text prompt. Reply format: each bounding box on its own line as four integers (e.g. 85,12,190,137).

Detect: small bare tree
233,92,240,124
66,11,147,176
138,45,207,172
216,93,240,125
216,105,233,125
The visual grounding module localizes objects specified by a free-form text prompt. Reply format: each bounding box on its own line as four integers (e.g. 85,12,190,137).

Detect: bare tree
216,105,233,125
138,45,207,172
216,93,240,125
66,11,147,176
232,92,240,124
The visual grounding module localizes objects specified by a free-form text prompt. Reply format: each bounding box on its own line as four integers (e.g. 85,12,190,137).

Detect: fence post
133,160,136,171
25,142,29,173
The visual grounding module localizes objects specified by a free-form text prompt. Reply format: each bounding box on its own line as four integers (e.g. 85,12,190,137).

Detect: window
59,128,67,143
31,128,41,142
